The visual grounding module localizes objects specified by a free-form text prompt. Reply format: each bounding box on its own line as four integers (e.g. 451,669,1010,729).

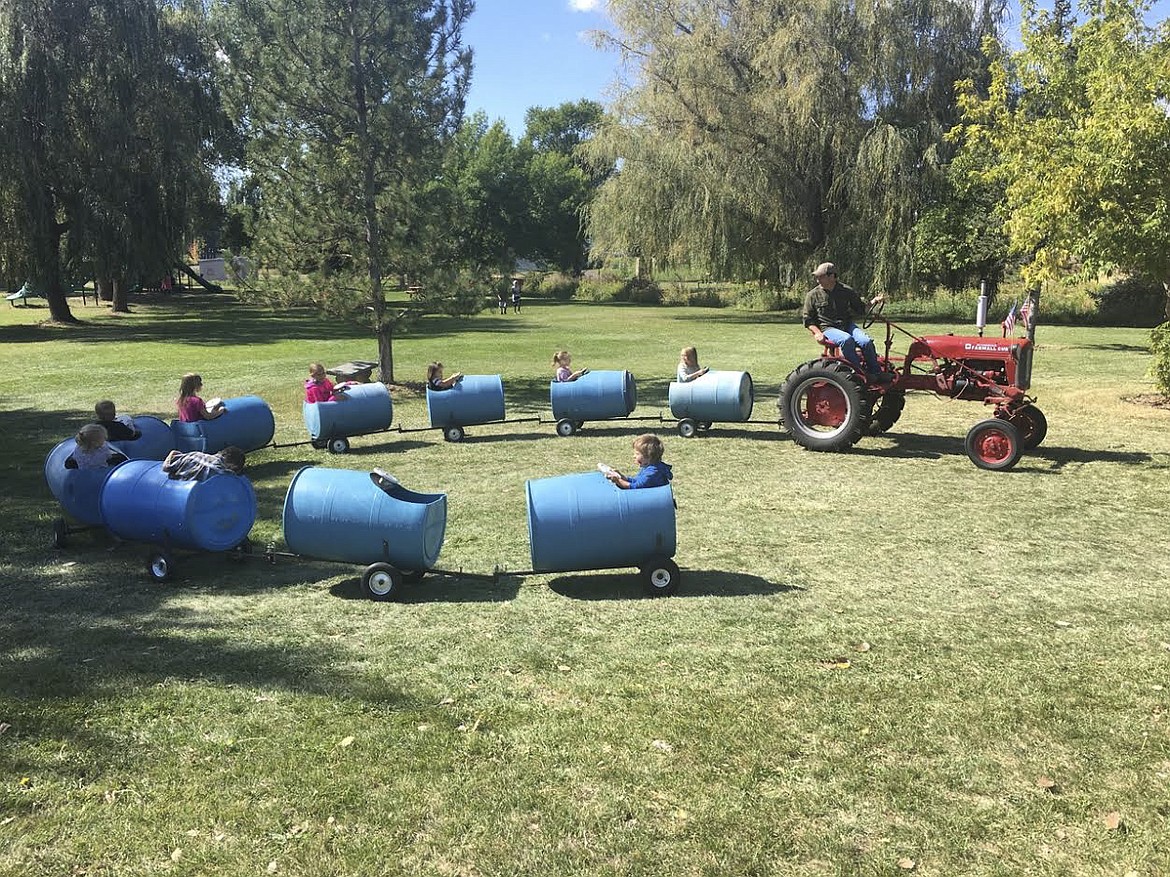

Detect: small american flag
1019,296,1034,330
1001,301,1018,336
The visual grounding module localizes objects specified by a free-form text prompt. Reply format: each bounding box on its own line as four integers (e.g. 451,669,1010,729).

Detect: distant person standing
497,287,508,315
510,279,522,314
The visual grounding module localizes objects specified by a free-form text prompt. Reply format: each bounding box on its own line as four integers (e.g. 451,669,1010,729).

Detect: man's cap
812,262,837,277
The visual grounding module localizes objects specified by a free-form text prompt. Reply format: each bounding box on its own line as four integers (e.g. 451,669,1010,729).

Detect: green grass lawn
2,291,1169,876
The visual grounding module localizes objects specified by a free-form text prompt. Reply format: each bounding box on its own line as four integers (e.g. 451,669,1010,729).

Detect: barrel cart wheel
362,562,402,601
52,518,68,549
231,537,253,562
146,551,175,583
641,555,680,597
311,439,328,450
328,437,351,454
698,421,713,431
556,418,576,437
677,419,697,439
965,418,1023,471
575,421,585,431
443,426,465,443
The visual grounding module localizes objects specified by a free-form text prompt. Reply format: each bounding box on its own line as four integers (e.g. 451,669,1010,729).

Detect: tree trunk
42,252,76,323
1164,281,1170,323
378,322,395,385
98,276,113,302
111,276,130,313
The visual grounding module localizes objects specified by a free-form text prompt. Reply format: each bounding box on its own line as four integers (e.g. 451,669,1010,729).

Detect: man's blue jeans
823,324,880,375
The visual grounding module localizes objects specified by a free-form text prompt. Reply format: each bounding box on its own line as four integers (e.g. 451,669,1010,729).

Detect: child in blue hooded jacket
604,433,673,489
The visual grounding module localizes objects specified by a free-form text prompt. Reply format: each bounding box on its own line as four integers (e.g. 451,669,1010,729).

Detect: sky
462,0,1170,138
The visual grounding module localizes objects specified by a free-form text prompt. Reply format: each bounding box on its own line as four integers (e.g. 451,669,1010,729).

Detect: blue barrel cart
273,466,458,601
425,375,506,443
99,459,258,581
303,382,394,454
667,371,754,438
44,438,118,547
549,370,638,437
110,415,176,461
171,395,276,454
522,471,680,595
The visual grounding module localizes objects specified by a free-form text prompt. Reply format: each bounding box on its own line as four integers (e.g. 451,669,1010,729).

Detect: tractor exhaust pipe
976,280,989,337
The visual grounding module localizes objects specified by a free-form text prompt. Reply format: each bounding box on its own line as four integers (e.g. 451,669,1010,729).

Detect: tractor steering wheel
862,297,886,330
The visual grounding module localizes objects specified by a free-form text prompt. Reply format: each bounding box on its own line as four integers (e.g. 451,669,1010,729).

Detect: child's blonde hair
95,399,117,420
680,346,698,366
309,363,326,380
76,423,109,452
633,433,664,463
426,362,444,383
178,373,202,401
552,350,570,366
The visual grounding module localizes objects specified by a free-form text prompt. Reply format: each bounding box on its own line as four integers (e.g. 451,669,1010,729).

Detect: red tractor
777,304,1046,470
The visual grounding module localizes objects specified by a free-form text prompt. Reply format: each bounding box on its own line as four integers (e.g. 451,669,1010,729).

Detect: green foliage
0,0,228,318
1150,321,1170,395
585,0,1001,290
527,272,579,301
954,0,1170,320
1091,276,1168,328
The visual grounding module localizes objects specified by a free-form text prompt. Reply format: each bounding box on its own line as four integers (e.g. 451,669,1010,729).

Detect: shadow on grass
541,569,799,601
328,571,519,603
855,431,1160,469
1076,342,1152,354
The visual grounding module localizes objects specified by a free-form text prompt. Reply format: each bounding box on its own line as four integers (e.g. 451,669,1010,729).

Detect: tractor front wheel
867,389,905,436
778,360,871,451
1001,404,1047,450
965,419,1023,471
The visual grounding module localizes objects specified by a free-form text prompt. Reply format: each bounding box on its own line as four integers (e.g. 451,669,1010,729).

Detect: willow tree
215,0,472,382
585,0,1005,291
0,0,227,320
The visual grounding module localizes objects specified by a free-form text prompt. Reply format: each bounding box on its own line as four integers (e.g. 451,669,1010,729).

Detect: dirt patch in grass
1124,393,1170,409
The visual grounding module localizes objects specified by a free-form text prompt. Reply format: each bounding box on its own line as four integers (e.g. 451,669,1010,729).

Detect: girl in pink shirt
177,373,225,422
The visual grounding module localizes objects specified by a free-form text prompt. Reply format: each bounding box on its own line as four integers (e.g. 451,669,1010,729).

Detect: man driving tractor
802,262,891,383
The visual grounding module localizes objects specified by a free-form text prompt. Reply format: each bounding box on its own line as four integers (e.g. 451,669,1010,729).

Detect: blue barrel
303,382,393,441
668,371,754,422
43,439,115,526
99,460,256,552
171,395,275,453
526,471,676,573
426,375,506,428
282,467,446,570
550,370,638,421
111,415,175,461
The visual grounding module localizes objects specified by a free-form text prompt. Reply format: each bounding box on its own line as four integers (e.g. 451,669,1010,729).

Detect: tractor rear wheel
965,419,1023,470
867,389,905,436
1001,404,1047,449
778,360,871,451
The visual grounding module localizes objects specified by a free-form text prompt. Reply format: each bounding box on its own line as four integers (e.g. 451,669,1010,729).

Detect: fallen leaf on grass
1102,811,1124,831
818,658,852,670
1036,776,1059,792
0,816,15,826
171,849,182,862
337,736,355,748
651,740,674,753
1054,620,1072,628
854,642,872,653
897,857,916,870
267,861,278,874
438,697,455,706
557,665,571,672
0,723,9,735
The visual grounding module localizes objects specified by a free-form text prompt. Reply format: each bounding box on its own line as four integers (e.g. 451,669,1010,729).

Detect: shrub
1091,276,1166,327
1150,321,1170,396
618,278,663,304
528,272,578,301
